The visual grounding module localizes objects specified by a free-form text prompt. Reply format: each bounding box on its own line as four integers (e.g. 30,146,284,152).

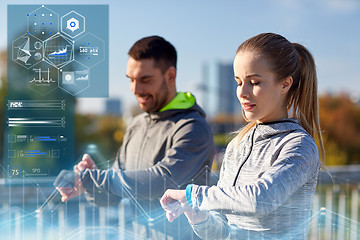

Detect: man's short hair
128,36,177,73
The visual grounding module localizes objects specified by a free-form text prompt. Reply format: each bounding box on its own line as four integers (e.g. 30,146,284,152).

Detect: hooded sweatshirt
189,119,320,240
80,92,214,216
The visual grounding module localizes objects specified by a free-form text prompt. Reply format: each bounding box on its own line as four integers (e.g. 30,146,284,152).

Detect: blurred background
0,0,359,239
1,0,359,167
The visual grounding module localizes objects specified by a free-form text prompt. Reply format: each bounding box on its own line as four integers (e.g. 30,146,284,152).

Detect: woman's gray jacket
189,119,320,239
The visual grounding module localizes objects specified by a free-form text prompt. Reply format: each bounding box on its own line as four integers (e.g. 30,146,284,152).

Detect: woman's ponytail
290,43,325,165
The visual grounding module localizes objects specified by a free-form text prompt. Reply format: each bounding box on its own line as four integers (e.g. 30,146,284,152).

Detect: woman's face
233,51,290,123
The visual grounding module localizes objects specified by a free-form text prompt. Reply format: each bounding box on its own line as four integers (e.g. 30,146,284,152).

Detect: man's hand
160,189,209,224
56,154,97,202
79,153,98,170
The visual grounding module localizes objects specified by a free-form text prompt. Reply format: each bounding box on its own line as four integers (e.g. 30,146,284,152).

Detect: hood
254,118,307,141
148,92,206,120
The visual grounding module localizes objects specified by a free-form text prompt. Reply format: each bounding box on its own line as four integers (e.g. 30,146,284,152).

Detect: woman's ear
281,76,293,95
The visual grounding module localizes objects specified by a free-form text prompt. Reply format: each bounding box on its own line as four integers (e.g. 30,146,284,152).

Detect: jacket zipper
232,124,257,186
137,114,151,169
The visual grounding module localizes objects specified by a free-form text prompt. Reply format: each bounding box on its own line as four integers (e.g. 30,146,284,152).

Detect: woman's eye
251,81,259,85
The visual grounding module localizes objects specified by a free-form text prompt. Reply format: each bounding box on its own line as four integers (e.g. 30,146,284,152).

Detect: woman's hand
160,189,209,224
160,189,189,222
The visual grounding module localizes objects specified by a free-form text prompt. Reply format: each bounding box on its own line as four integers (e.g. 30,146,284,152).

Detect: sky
1,0,360,115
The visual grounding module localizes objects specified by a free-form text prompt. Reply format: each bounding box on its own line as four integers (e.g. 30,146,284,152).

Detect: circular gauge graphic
34,41,42,50
9,165,22,177
34,52,42,60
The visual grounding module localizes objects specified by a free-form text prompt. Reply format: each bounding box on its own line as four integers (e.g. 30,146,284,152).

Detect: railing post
325,186,333,239
337,190,346,240
58,206,65,240
36,211,43,240
351,185,359,240
99,207,106,239
118,201,125,240
14,208,21,240
79,201,86,240
310,191,319,239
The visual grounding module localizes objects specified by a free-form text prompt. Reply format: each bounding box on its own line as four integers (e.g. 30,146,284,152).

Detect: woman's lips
242,102,256,111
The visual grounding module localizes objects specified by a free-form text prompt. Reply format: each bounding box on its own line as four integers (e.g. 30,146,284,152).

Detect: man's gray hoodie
80,95,214,219
189,119,320,239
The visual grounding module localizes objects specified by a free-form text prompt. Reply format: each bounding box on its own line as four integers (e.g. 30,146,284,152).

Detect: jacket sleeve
189,134,320,216
190,211,230,239
81,149,124,206
81,118,214,205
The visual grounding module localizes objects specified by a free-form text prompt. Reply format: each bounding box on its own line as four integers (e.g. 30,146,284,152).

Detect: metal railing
308,165,360,240
0,166,359,239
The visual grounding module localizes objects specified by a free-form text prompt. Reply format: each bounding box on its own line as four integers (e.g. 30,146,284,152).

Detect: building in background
197,61,243,134
105,98,122,116
196,61,240,117
217,62,238,115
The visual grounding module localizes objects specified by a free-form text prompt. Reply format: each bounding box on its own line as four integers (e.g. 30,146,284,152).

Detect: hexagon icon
44,33,74,68
28,61,59,96
12,33,43,69
67,18,79,32
74,33,105,68
61,11,85,39
59,61,90,96
27,5,59,41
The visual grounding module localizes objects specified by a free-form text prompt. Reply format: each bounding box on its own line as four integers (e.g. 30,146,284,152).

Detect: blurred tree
74,113,126,167
319,94,360,165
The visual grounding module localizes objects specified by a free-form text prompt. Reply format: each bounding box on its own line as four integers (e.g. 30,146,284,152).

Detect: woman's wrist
184,209,209,225
185,184,193,206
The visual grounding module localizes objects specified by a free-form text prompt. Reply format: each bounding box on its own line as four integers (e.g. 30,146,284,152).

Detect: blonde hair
235,33,325,166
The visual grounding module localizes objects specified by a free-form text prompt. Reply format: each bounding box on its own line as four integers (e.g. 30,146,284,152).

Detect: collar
159,92,195,112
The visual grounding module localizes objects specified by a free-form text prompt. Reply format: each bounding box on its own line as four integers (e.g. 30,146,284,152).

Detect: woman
160,33,325,239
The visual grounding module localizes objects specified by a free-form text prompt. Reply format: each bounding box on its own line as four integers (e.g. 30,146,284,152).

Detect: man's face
126,57,173,113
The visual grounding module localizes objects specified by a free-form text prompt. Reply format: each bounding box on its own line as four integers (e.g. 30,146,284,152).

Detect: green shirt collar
159,92,196,112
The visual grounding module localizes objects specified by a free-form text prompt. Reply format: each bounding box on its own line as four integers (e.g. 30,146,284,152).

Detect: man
57,36,215,239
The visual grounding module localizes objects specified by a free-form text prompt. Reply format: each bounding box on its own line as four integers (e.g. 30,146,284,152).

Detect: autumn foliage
319,94,360,165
